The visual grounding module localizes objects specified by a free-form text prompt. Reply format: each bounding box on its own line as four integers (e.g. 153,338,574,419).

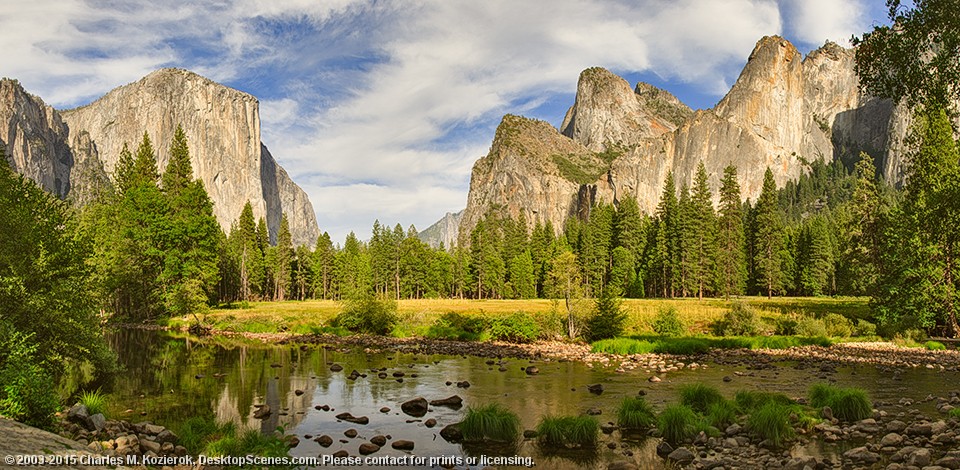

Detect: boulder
391,440,415,451
400,398,428,417
667,447,695,465
429,395,463,408
358,443,379,455
439,424,463,443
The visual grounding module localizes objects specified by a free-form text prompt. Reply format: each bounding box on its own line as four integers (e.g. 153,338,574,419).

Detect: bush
734,390,794,412
616,397,656,430
461,403,521,443
823,313,853,338
795,317,828,337
489,312,540,343
924,340,946,350
584,288,626,342
854,319,877,337
535,415,599,448
652,306,685,336
0,328,59,430
332,294,398,335
808,383,871,422
711,302,760,336
426,312,490,341
746,402,794,447
658,404,698,445
679,383,726,414
775,314,800,335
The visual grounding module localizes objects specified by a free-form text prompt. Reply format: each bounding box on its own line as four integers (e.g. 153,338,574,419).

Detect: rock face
456,36,939,240
418,210,462,249
0,69,319,246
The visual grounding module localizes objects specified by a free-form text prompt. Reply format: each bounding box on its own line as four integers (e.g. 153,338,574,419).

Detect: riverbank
0,417,134,470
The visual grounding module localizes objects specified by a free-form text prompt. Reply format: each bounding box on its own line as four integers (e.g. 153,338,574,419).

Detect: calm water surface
99,329,959,469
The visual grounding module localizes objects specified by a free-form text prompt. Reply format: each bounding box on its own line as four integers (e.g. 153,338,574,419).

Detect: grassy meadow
168,296,870,338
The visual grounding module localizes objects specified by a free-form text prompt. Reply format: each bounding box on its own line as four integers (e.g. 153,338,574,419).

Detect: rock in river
401,397,428,417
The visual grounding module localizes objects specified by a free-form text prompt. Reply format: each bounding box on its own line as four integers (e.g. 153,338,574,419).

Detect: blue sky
2,0,889,244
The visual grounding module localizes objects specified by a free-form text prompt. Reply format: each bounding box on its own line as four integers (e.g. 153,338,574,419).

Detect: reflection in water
94,329,960,470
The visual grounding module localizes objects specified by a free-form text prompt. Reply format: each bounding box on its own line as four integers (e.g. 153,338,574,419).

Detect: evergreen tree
686,162,717,299
715,165,747,298
273,214,294,301
312,232,335,299
676,184,693,297
161,125,192,196
549,249,582,338
753,168,787,298
132,132,159,186
508,250,537,299
652,171,679,297
114,143,135,194
797,215,835,296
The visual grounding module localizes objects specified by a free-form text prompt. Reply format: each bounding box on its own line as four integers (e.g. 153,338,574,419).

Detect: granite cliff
455,36,924,242
0,69,319,246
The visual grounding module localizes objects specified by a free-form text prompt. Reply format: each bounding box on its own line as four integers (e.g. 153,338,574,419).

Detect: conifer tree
753,168,787,298
715,165,747,298
273,214,294,301
114,143,135,194
686,162,717,299
652,171,679,297
162,125,192,195
132,132,159,186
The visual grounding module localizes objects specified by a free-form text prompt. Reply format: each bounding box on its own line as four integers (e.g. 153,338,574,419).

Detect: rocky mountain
454,36,924,243
417,210,463,248
0,69,319,246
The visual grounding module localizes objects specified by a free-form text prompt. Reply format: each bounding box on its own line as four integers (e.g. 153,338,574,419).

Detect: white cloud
1,0,885,243
779,0,867,48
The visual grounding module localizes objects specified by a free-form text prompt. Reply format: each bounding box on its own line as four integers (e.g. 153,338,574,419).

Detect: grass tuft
590,338,656,355
535,415,599,448
734,390,794,412
706,400,739,429
460,403,521,443
746,402,795,447
808,383,872,422
658,404,698,445
924,340,947,351
949,408,960,419
616,397,656,430
679,383,725,414
79,389,107,417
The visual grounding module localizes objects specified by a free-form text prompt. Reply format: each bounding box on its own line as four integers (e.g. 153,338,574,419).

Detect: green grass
535,415,600,448
924,340,947,350
590,338,657,355
706,400,739,429
172,297,869,337
808,383,872,422
658,404,698,445
949,408,960,419
590,335,833,356
746,402,795,447
679,383,726,414
460,403,521,443
176,416,289,457
616,397,656,430
734,390,794,412
78,389,107,417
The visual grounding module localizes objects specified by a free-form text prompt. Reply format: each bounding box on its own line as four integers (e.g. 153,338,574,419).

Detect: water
97,329,959,469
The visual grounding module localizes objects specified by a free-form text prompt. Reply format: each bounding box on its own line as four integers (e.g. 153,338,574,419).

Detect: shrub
79,389,108,417
535,415,599,448
823,313,853,338
426,312,490,341
652,306,685,336
706,400,738,429
584,288,626,342
332,294,398,335
461,403,521,443
679,383,725,414
795,317,827,337
924,341,946,350
489,312,540,343
0,328,59,430
854,319,877,337
711,302,760,336
590,338,656,355
746,402,794,447
658,404,698,445
775,314,800,335
808,383,871,422
616,397,656,430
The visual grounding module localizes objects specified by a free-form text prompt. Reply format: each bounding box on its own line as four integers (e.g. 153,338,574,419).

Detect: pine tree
687,162,717,299
312,232,335,299
840,153,885,295
715,165,747,298
273,214,294,301
114,143,135,194
677,184,693,297
652,171,679,297
162,125,192,196
508,250,537,299
132,132,159,186
753,168,787,298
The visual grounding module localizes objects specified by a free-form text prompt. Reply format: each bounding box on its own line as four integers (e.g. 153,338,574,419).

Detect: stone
344,429,358,438
87,413,106,432
66,404,90,427
140,439,162,455
332,450,349,458
358,443,379,455
400,398,429,417
439,424,463,443
315,435,333,447
607,462,639,470
156,429,178,444
821,406,834,421
424,418,437,428
335,413,369,425
370,435,387,447
587,384,604,394
586,407,602,416
330,364,343,372
429,395,463,408
667,447,695,465
843,446,880,464
656,441,674,458
525,366,540,375
253,405,271,419
880,433,904,447
391,440,415,451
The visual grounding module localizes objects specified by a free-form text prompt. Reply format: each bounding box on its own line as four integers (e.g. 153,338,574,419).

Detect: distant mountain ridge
442,36,929,246
0,69,320,246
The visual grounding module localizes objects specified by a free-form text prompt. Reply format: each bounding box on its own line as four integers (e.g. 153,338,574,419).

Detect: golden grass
172,296,869,336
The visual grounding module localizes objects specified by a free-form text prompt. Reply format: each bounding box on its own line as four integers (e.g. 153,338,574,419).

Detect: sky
0,0,890,244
